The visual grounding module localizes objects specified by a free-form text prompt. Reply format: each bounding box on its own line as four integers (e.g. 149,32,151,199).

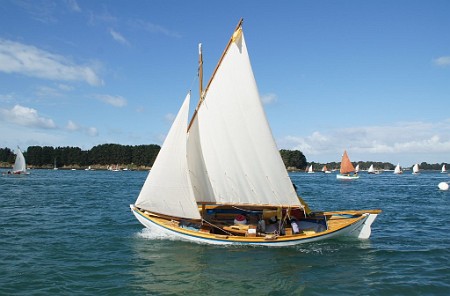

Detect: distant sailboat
355,164,360,173
307,164,314,174
321,165,331,174
441,164,447,174
336,150,359,180
412,164,420,174
394,163,403,174
368,164,375,174
53,158,58,170
12,147,29,175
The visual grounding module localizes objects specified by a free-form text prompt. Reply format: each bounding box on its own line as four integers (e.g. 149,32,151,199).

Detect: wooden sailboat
336,150,359,180
130,20,380,246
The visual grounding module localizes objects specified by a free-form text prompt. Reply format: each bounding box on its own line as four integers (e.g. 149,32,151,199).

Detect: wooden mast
187,18,244,131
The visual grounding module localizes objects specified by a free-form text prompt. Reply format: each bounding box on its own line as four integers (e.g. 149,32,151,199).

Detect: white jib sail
189,30,301,207
135,93,201,220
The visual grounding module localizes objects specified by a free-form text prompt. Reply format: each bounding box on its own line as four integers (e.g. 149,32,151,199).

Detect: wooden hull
130,205,380,247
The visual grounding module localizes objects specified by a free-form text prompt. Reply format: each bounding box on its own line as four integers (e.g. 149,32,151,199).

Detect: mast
198,43,203,101
188,18,244,131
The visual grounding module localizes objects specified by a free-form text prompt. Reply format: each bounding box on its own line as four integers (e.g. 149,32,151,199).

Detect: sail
12,147,27,173
322,165,327,172
394,163,401,174
189,29,301,207
413,164,419,174
135,93,201,220
368,164,374,173
442,164,446,173
339,150,355,174
355,164,360,173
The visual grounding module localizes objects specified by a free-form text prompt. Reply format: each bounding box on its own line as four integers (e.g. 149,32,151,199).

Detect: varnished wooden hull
130,205,380,247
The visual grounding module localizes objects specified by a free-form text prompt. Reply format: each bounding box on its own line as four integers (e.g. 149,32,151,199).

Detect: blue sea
1,169,449,295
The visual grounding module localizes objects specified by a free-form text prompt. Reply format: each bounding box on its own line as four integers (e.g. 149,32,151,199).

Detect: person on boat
290,218,300,234
265,216,282,234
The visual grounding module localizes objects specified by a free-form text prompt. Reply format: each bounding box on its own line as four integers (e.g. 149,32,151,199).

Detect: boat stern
353,212,379,239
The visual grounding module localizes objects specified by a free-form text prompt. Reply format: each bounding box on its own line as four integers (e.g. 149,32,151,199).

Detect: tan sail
339,150,355,174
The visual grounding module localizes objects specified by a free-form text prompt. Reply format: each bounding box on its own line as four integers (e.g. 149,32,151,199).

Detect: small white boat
412,163,420,174
10,147,30,175
441,164,447,174
394,163,403,174
321,165,331,174
307,165,314,174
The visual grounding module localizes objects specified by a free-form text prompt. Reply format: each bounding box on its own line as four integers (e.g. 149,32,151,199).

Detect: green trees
1,144,161,168
280,149,307,170
0,147,14,163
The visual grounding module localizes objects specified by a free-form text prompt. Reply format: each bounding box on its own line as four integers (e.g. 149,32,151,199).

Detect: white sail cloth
135,94,201,220
188,31,301,207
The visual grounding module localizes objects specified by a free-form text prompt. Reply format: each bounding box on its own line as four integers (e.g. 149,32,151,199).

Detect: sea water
1,169,449,295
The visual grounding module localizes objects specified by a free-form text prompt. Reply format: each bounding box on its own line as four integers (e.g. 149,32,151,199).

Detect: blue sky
1,0,449,166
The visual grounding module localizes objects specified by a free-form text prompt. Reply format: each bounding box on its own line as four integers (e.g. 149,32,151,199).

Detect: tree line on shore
0,145,447,171
0,144,160,169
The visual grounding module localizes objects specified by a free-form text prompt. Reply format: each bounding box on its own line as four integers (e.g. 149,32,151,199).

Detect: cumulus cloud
0,105,56,129
110,29,130,46
433,56,450,67
280,120,450,164
66,120,98,136
0,39,103,86
94,94,127,107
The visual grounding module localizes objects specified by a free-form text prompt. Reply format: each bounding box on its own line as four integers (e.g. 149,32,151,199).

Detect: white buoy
438,182,449,191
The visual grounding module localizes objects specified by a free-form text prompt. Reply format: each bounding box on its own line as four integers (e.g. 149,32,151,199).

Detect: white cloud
0,105,56,129
279,120,450,165
94,94,127,107
433,56,450,67
66,0,81,12
0,39,103,86
66,120,98,137
110,29,130,46
130,19,181,38
261,93,278,105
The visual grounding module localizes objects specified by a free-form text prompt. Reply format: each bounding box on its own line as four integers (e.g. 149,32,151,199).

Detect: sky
1,0,449,167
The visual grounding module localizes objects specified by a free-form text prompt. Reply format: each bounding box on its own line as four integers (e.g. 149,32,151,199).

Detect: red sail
340,150,355,174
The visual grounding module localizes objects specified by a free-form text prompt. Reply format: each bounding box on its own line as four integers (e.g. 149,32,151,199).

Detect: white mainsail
394,163,402,174
412,163,419,174
135,93,201,220
441,164,446,173
188,29,301,207
355,164,360,173
12,147,27,174
368,164,375,173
